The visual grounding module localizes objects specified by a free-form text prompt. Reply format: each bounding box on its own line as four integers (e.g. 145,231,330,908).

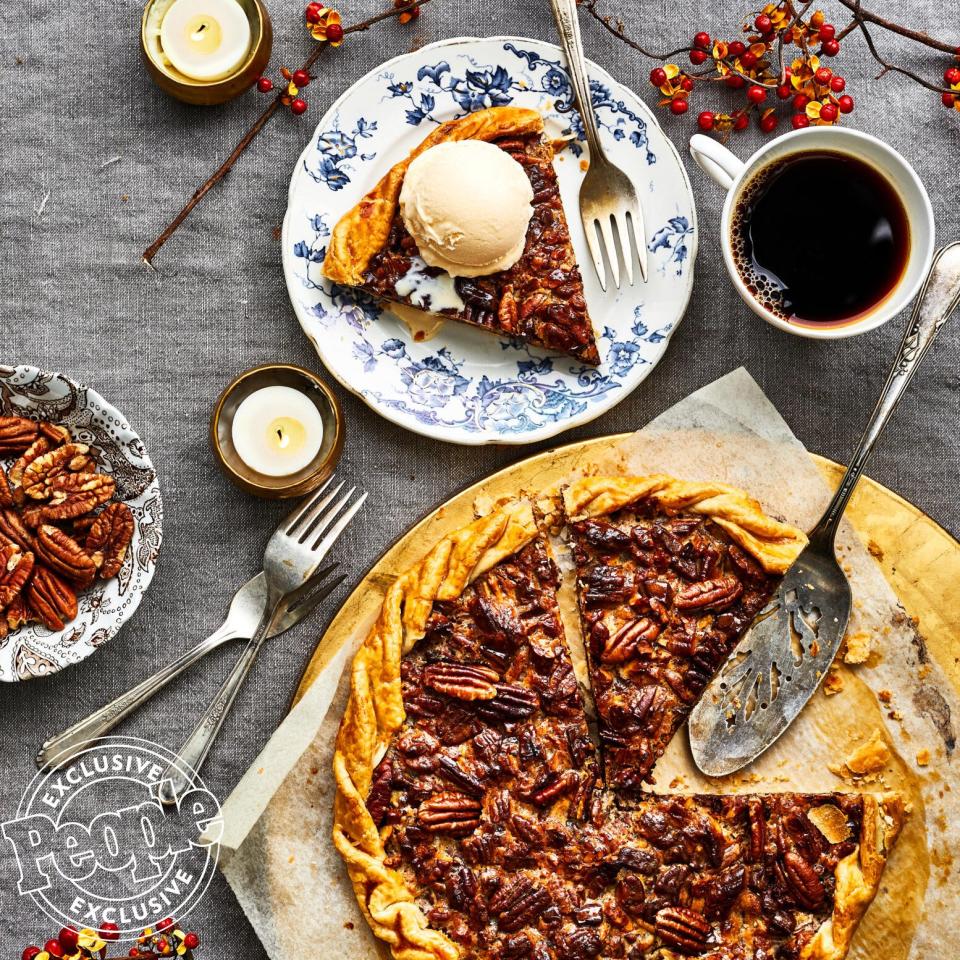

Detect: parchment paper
212,369,959,960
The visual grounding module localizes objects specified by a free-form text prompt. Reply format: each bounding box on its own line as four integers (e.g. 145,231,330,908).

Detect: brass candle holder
211,364,344,499
141,0,272,106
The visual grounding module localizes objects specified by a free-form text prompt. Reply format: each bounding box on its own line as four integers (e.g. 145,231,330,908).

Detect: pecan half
424,660,499,701
34,525,97,587
0,543,34,608
22,443,91,499
601,617,660,663
675,576,743,611
418,792,483,836
655,906,711,954
9,437,50,488
0,417,39,455
490,877,552,933
747,798,766,862
526,770,579,806
782,849,825,909
27,566,78,631
86,502,135,578
476,683,539,721
556,928,601,960
0,508,34,551
43,473,116,522
437,756,486,798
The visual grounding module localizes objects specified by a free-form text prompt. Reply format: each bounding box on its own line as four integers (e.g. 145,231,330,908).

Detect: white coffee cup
689,128,935,339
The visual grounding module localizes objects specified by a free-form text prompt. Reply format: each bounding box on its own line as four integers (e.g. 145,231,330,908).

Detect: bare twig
833,0,956,53
580,0,692,60
833,0,958,95
142,0,430,267
846,4,955,93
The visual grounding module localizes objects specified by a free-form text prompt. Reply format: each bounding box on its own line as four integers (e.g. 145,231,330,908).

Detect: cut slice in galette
333,489,901,960
565,476,808,791
322,106,601,366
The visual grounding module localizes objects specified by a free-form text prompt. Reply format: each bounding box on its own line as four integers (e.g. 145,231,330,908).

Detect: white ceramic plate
0,366,163,682
283,36,697,445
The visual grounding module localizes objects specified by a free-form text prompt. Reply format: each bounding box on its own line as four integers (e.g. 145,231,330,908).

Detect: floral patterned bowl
0,366,163,682
282,36,697,445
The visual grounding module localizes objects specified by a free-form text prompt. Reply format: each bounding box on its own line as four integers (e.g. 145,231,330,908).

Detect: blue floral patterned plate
282,36,697,445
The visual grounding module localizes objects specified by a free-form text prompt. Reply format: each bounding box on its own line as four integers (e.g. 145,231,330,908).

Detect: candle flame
267,417,307,455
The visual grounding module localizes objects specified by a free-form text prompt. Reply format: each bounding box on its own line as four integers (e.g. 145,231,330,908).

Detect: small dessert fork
158,476,367,804
550,0,648,289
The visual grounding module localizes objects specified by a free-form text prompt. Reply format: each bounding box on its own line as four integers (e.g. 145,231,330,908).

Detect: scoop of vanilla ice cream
398,140,535,278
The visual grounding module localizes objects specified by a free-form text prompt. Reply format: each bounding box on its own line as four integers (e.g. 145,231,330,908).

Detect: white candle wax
160,0,251,82
232,386,324,477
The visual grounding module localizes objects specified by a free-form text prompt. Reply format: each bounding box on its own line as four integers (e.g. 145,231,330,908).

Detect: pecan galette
333,488,903,960
323,107,600,366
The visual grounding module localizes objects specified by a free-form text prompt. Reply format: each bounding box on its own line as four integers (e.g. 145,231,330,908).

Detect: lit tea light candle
232,386,324,477
160,0,251,81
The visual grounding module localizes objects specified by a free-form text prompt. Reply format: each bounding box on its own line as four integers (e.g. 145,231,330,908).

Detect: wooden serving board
293,437,960,704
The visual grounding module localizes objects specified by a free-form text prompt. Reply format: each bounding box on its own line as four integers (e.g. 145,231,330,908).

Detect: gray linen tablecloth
1,0,958,953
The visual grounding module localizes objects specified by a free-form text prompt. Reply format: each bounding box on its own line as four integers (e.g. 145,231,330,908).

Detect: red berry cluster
21,919,200,960
253,4,347,115
942,60,960,111
648,4,855,135
254,67,312,115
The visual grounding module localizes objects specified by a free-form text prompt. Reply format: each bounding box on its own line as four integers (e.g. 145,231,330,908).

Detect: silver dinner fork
157,476,367,804
36,572,338,770
550,0,648,289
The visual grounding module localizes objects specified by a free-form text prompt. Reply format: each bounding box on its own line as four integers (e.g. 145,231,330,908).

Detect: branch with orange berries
581,0,960,137
21,917,201,960
142,0,430,267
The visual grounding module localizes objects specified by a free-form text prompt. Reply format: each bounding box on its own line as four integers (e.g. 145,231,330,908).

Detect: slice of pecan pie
565,476,808,790
333,492,901,960
322,106,601,365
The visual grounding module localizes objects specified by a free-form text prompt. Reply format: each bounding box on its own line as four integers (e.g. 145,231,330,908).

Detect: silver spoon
689,242,960,776
36,571,336,769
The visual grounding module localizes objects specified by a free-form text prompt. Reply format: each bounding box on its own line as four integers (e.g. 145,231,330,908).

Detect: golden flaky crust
332,500,538,960
563,475,809,574
323,106,545,286
801,793,905,960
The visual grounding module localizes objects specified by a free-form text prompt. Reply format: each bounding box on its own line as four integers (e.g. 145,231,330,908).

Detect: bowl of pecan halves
0,365,162,681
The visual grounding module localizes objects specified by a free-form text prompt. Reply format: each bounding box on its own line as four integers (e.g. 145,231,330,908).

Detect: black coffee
731,151,910,327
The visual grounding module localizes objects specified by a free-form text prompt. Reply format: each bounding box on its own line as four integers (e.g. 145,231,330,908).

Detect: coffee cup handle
689,135,746,192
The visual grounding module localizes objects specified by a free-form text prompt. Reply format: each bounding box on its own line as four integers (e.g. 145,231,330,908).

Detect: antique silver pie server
689,242,960,777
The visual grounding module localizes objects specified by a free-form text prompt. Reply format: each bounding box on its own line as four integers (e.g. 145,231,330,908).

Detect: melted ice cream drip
394,258,466,313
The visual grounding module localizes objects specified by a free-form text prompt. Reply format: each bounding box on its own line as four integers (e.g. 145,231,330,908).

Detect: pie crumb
844,729,891,776
823,669,844,696
917,749,931,767
843,631,872,663
878,689,892,703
